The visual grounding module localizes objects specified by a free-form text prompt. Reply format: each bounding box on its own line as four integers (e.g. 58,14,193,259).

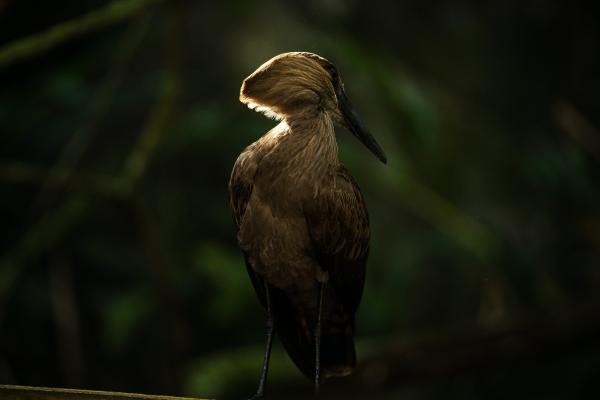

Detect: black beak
337,85,387,164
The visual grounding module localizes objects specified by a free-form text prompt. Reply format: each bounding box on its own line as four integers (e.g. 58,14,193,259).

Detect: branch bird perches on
0,385,209,400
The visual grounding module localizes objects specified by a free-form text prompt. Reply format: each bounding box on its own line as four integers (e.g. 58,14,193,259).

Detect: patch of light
247,102,283,121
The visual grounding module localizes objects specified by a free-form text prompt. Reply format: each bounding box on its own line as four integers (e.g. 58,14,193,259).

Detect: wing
228,144,268,307
305,166,370,313
229,146,255,230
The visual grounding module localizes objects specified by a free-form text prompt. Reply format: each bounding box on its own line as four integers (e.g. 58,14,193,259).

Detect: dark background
1,0,600,399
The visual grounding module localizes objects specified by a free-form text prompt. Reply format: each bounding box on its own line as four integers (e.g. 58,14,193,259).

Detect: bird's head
240,52,387,164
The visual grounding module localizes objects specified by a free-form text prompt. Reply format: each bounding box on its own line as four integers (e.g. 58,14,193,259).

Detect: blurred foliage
1,0,600,399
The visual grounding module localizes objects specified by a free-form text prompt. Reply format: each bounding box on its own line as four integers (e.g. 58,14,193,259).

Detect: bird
229,52,386,399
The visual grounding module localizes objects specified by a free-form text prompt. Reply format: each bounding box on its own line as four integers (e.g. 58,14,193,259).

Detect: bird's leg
314,282,326,395
249,282,274,400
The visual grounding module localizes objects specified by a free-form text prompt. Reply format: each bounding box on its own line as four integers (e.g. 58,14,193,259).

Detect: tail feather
269,284,356,380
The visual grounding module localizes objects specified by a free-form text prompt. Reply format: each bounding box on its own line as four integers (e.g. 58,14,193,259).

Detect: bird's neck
284,113,340,177
255,113,338,201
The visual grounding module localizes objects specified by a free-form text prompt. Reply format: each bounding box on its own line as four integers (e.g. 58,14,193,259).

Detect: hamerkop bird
229,52,386,399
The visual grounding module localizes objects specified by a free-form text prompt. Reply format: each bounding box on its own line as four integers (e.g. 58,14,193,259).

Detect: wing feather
306,166,370,313
229,145,256,229
229,144,267,307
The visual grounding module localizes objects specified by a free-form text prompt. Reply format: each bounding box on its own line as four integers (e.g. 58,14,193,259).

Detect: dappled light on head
244,101,284,121
239,51,387,163
239,52,337,121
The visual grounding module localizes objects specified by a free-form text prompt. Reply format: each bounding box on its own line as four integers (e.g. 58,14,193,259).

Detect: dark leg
249,282,274,400
314,282,326,395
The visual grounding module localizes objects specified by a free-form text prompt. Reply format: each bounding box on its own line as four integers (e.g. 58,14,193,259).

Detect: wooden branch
0,0,162,68
0,385,210,400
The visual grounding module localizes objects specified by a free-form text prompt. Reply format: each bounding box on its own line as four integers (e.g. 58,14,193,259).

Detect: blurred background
1,0,600,399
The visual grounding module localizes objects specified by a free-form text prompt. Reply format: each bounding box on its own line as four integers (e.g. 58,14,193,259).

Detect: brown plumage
229,52,386,398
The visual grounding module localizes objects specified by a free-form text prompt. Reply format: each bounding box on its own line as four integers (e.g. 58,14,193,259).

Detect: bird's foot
248,394,265,400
